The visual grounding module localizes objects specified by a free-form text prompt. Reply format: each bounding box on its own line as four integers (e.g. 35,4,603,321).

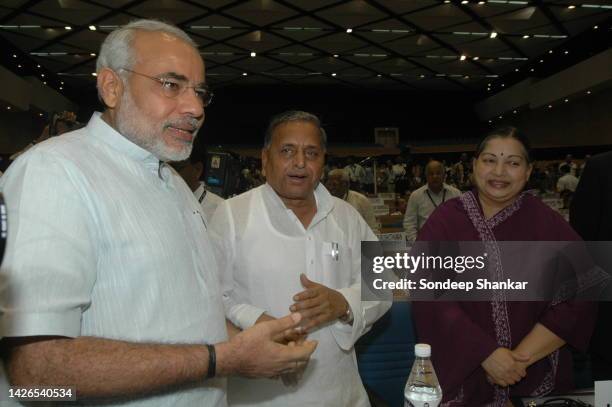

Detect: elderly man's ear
97,68,125,109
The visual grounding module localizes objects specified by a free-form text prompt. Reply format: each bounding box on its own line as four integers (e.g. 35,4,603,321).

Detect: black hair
475,126,533,163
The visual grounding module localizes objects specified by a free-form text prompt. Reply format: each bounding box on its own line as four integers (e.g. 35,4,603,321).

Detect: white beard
115,88,197,162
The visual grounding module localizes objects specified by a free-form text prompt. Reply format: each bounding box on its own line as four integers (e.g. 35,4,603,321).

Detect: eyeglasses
119,68,214,107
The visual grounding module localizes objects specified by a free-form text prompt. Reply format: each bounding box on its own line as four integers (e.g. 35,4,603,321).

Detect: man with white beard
0,20,316,407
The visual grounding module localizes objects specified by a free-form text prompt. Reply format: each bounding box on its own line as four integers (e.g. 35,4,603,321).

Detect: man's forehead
132,30,205,80
273,122,322,147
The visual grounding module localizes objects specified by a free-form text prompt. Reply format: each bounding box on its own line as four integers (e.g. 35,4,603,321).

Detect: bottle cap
415,343,431,357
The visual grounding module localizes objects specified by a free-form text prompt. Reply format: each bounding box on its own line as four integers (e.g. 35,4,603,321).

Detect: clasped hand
482,348,530,387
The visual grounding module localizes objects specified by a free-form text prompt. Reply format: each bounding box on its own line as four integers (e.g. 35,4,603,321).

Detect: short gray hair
96,19,198,93
328,169,349,182
264,110,327,150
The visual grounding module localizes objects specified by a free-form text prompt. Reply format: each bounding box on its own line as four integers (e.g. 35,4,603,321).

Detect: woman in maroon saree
412,127,597,406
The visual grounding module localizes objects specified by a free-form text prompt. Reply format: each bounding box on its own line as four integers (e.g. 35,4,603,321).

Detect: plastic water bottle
404,343,443,407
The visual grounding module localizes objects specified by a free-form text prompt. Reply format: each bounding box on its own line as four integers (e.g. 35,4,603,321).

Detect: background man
0,20,315,406
173,158,224,223
403,160,461,242
325,168,378,233
344,156,366,191
210,110,390,406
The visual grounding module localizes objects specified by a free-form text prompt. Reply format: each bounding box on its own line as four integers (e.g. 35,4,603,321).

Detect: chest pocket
319,241,354,289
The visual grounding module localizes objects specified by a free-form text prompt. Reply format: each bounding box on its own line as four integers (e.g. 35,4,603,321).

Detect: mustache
164,117,201,133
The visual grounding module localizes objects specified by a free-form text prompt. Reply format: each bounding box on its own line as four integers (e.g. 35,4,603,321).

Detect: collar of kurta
262,182,335,229
87,112,159,167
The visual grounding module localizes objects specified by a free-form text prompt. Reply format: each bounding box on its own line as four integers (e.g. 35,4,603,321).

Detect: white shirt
210,183,390,407
403,183,462,242
345,190,378,233
194,181,224,223
0,112,228,407
344,164,366,184
557,173,579,193
391,164,406,179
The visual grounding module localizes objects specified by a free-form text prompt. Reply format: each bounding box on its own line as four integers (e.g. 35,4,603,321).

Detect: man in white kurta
0,21,315,406
210,111,390,407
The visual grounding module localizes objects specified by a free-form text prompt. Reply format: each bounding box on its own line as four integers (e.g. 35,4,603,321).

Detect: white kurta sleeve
209,201,265,330
0,150,97,338
330,215,391,350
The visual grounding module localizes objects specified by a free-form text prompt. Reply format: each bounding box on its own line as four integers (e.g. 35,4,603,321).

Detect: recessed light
89,25,96,31
548,105,552,109
501,83,505,87
92,72,97,76
331,73,337,77
242,72,247,76
530,68,534,72
7,106,11,110
567,5,575,9
444,1,450,3
464,75,470,79
478,1,485,4
90,53,96,57
461,0,468,4
594,25,598,30
459,55,467,61
420,74,425,78
587,91,591,95
59,87,63,90
346,28,353,33
39,113,43,117
64,26,72,30
564,50,569,55
41,74,45,77
498,115,503,119
12,54,17,58
37,64,41,68
333,54,339,58
515,68,519,72
523,35,530,39
61,81,64,85
488,120,492,124
43,81,47,85
473,56,479,61
548,50,553,54
490,31,497,39
250,51,256,57
539,59,544,63
377,74,381,77
564,98,569,102
17,64,21,68
513,110,517,114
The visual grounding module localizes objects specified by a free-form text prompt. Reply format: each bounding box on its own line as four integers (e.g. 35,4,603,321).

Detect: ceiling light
242,72,247,76
7,106,11,110
587,91,591,95
459,55,467,61
61,81,64,85
43,81,46,85
539,59,543,63
548,50,553,54
59,87,63,90
567,5,575,9
39,113,43,117
489,31,497,39
564,50,569,55
89,25,96,31
461,0,469,4
464,75,470,79
548,105,552,109
501,83,505,87
473,56,479,60
17,64,21,68
530,68,534,72
64,26,72,30
513,110,517,114
41,74,45,77
444,1,450,3
498,115,503,119
37,64,41,68
346,28,352,33
250,51,256,57
522,35,530,39
564,98,569,102
377,74,381,77
90,53,96,57
594,25,598,29
333,54,339,58
478,1,485,4
420,74,425,78
331,73,337,77
12,54,17,58
91,72,97,77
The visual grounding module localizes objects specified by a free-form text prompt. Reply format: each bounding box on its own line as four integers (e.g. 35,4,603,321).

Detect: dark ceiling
1,0,610,100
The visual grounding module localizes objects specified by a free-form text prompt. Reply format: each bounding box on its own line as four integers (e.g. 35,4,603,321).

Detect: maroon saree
412,190,597,406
